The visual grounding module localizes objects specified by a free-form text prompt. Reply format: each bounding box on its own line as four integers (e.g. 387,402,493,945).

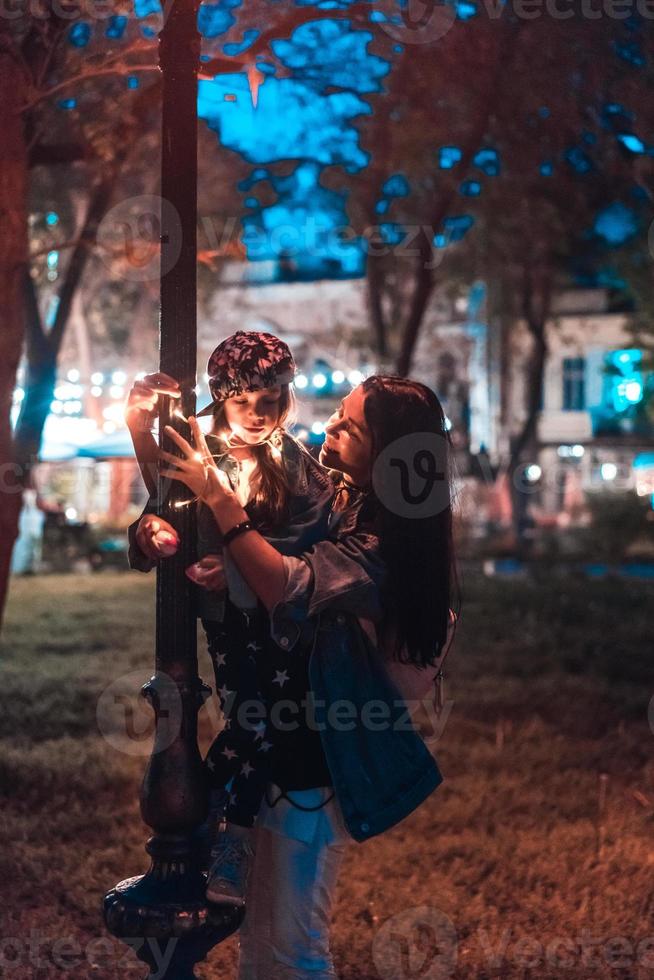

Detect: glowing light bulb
112,370,127,385
601,462,617,481
295,374,308,390
525,464,542,482
348,370,364,386
91,372,104,385
331,370,345,385
67,369,80,382
312,373,327,389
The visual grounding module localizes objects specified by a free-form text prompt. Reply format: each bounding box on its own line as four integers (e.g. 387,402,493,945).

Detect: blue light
58,99,76,110
456,0,477,18
614,40,645,66
375,200,389,214
540,161,553,176
68,22,91,47
443,214,474,242
617,133,646,154
382,174,409,198
106,14,127,38
606,349,644,413
438,146,462,170
224,29,260,56
45,212,59,227
134,0,162,16
459,180,481,197
127,75,140,89
473,147,500,176
378,223,403,246
47,251,59,269
594,203,638,245
565,146,593,175
617,379,643,404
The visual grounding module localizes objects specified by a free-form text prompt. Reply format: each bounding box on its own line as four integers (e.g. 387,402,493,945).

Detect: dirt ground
1,571,653,979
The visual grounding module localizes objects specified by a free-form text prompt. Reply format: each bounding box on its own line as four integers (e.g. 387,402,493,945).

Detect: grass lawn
1,570,653,979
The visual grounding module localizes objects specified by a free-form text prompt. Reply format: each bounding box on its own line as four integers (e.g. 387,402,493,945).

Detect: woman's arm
125,372,181,497
201,490,287,611
158,418,383,616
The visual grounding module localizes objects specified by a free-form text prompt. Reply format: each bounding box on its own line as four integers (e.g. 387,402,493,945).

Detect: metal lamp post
103,0,242,975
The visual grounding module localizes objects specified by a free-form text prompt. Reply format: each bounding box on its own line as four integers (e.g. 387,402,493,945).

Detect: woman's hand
185,554,226,592
159,418,238,510
135,514,180,560
125,373,181,433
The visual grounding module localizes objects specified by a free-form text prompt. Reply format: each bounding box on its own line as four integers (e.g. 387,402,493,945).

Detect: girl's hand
159,418,236,507
125,373,181,433
185,554,226,592
135,514,180,559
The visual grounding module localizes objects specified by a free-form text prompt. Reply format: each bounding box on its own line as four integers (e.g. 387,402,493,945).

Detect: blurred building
505,288,654,519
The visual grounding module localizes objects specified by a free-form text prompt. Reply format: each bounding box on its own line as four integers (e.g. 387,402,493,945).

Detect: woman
160,375,459,979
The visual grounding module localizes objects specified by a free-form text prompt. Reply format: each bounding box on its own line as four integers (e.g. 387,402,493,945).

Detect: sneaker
205,831,253,906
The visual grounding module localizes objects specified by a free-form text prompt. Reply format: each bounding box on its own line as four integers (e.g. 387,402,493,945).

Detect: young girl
125,331,334,908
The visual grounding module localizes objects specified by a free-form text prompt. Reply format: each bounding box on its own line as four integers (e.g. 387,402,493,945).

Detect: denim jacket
269,494,444,844
126,433,334,620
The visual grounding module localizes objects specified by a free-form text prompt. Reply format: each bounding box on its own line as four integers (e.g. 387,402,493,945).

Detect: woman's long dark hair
362,375,460,668
209,384,296,528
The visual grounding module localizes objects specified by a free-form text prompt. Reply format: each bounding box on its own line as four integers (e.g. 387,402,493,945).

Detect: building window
562,357,586,411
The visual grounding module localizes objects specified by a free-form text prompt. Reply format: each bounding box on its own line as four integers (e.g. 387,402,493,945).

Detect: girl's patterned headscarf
197,330,296,416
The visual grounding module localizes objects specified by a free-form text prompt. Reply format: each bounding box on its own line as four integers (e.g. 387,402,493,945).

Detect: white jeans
237,785,350,980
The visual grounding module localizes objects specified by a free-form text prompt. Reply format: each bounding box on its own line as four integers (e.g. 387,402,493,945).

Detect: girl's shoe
205,831,254,906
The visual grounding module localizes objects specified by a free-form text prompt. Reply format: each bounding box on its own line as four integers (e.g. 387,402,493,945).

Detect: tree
0,0,379,630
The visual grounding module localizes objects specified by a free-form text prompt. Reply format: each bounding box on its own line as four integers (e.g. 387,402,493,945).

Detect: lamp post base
103,833,244,979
